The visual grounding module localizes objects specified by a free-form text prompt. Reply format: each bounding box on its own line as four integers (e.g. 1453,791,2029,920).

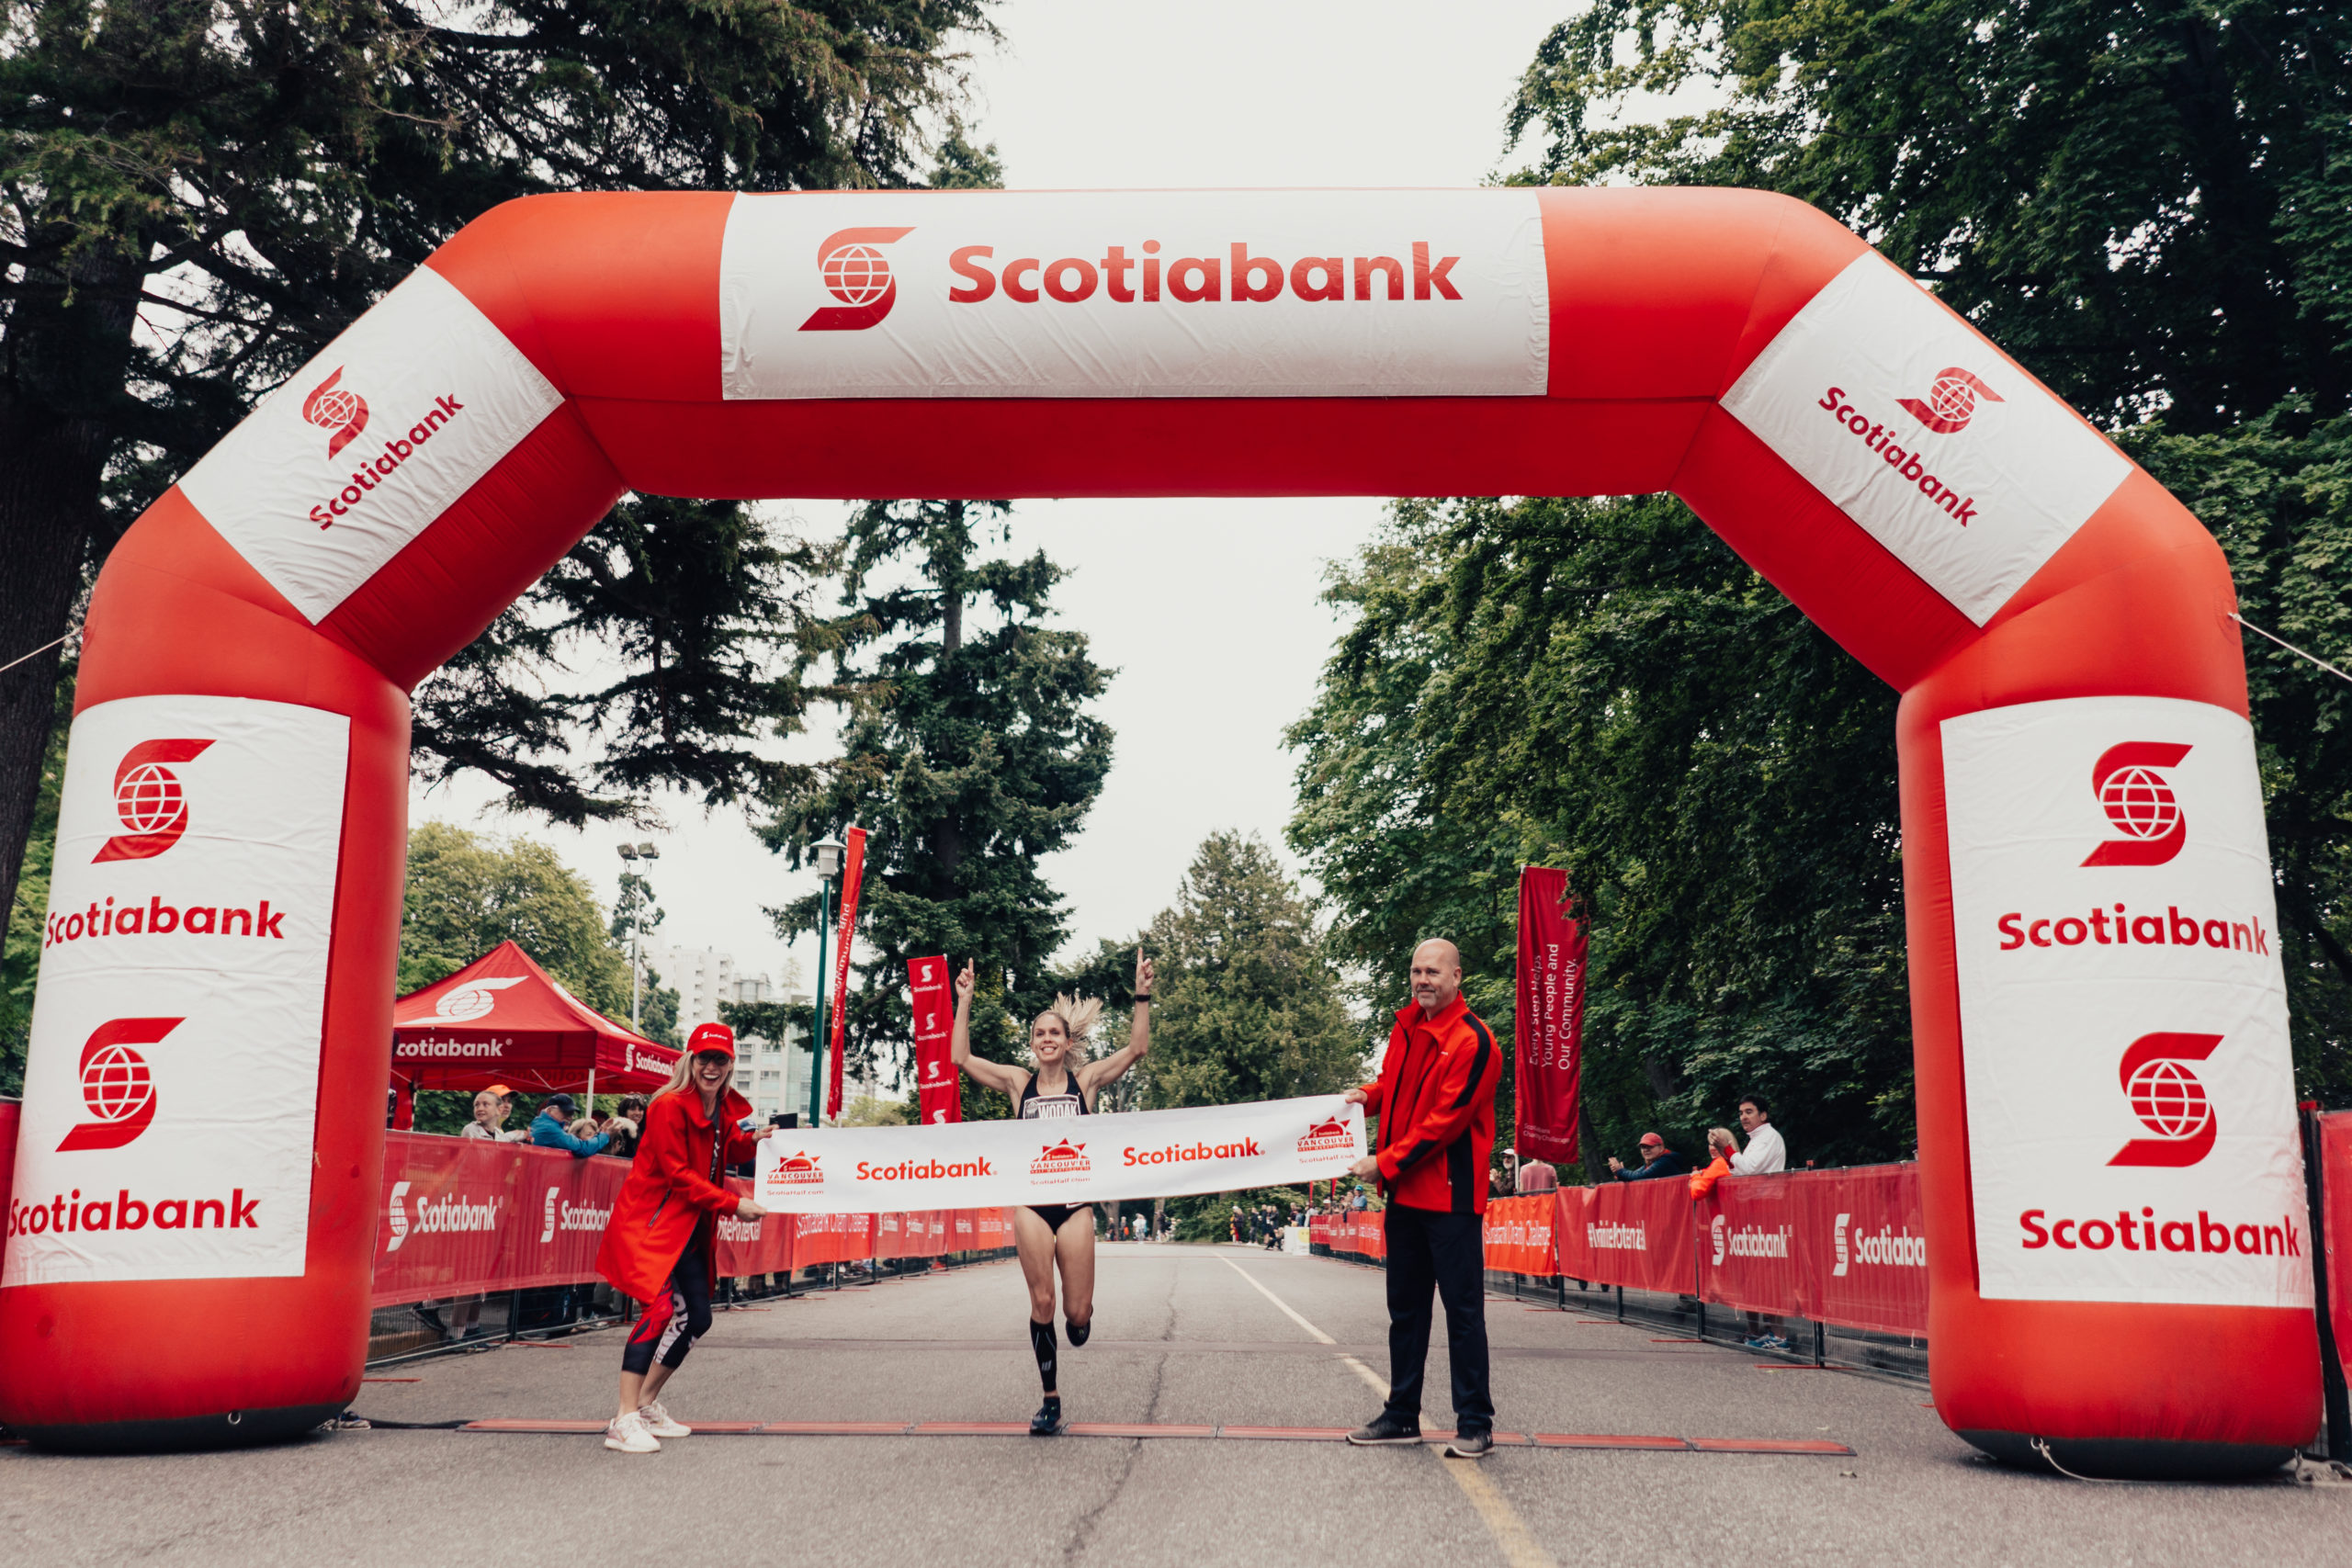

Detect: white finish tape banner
755,1095,1365,1212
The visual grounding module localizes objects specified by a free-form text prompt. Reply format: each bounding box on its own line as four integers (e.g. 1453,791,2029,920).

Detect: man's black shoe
1442,1430,1495,1460
1029,1399,1065,1437
413,1304,447,1336
1346,1413,1423,1446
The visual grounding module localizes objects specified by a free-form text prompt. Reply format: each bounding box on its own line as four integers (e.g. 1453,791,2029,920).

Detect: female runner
950,952,1153,1435
594,1021,775,1454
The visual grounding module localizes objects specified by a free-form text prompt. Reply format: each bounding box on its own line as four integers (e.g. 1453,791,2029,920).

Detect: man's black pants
1381,1203,1493,1436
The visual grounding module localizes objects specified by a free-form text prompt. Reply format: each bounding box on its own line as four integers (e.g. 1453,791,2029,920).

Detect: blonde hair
570,1117,599,1139
1032,993,1102,1058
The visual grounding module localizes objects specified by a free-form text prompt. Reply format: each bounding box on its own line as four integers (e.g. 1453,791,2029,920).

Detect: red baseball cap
687,1021,736,1061
1637,1132,1665,1148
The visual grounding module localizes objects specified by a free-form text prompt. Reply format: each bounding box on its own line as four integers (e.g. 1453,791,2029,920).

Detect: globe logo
2098,764,2180,840
81,1042,153,1122
1927,373,1979,426
308,388,363,429
95,737,212,863
58,1016,180,1150
434,976,523,1021
821,244,893,307
300,366,370,457
2125,1056,2209,1139
114,762,186,836
1896,366,2003,434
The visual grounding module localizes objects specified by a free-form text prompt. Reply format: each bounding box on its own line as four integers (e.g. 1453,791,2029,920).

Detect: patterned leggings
621,1235,712,1376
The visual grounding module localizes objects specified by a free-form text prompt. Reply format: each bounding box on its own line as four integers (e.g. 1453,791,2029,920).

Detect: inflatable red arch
0,188,2317,1470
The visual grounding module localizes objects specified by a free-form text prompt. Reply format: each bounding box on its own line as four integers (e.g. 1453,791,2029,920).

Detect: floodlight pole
807,837,845,1127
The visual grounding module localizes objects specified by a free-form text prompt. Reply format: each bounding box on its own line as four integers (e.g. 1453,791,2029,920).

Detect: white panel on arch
1722,254,2131,626
1942,696,2308,1309
3,696,348,1287
177,266,564,624
719,189,1549,400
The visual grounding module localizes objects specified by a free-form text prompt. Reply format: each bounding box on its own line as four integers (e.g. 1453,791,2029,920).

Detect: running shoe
1346,1413,1423,1446
1066,1316,1091,1348
604,1411,661,1453
1442,1431,1495,1461
413,1303,447,1336
1029,1399,1065,1437
638,1400,691,1438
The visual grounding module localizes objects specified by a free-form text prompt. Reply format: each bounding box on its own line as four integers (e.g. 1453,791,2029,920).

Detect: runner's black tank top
1018,1069,1089,1121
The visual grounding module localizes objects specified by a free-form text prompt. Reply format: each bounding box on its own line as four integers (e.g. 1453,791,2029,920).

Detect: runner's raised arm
1078,951,1154,1096
950,959,1030,1099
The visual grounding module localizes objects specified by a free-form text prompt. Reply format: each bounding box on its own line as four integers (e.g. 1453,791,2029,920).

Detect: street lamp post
807,836,846,1127
615,842,660,1120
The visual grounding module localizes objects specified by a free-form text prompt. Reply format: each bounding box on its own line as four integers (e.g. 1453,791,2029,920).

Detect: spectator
1342,937,1504,1461
1608,1133,1689,1181
1688,1128,1737,1198
532,1094,612,1157
458,1088,528,1142
1515,1156,1558,1194
1730,1093,1786,1174
607,1097,649,1158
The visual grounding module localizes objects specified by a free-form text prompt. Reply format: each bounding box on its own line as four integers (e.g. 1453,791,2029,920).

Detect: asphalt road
2,1242,2344,1567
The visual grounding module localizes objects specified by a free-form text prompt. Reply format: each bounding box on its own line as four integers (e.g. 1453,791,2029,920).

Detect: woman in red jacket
595,1021,775,1454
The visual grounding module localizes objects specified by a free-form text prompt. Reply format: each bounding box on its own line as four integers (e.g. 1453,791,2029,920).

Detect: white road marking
1217,1254,1559,1568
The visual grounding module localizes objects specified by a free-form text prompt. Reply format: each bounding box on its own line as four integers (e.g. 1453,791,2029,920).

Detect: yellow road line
1218,1257,1559,1568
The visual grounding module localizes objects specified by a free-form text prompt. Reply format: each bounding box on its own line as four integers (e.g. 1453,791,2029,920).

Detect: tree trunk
0,243,143,923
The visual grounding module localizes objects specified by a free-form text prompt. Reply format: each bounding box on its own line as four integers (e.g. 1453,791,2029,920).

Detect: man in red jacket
1342,938,1502,1459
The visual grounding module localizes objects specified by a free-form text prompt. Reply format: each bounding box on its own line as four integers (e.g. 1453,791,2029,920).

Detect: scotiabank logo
433,976,525,1022
1032,1139,1091,1181
801,227,914,332
95,739,214,862
2109,1031,2222,1167
302,367,369,458
58,1016,181,1152
1896,367,2002,434
2081,742,2190,866
384,1182,500,1252
541,1186,611,1242
1831,1213,1926,1275
773,1151,824,1187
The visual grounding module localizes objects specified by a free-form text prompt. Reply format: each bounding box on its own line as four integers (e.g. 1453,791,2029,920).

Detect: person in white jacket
1729,1093,1786,1175
1729,1092,1790,1350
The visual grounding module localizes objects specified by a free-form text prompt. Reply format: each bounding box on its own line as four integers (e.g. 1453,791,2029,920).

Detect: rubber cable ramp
439,1418,1852,1453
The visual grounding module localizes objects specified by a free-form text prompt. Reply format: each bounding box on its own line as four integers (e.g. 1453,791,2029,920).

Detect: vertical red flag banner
2323,1113,2352,1379
910,954,959,1124
825,826,868,1119
1513,865,1586,1163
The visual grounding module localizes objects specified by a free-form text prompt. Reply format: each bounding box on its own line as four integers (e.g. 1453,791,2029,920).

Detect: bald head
1409,939,1464,1017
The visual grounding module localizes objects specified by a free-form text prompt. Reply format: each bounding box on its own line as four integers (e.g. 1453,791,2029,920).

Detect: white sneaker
638,1400,691,1438
604,1411,661,1453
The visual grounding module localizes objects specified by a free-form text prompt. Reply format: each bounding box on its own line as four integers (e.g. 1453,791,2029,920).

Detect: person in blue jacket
1607,1132,1690,1181
531,1093,612,1157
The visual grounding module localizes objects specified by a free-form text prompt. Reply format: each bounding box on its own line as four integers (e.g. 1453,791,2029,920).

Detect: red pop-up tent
389,941,680,1122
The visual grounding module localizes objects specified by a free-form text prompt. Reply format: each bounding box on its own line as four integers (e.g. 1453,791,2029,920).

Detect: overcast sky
410,1,1582,998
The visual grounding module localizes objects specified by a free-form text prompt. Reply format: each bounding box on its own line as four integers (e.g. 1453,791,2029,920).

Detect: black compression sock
1066,1316,1091,1348
1030,1317,1058,1393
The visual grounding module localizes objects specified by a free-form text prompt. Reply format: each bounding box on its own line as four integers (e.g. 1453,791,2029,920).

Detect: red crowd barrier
358,1131,1008,1304
1482,1195,1559,1276
1510,1166,1930,1337
1313,1210,1386,1260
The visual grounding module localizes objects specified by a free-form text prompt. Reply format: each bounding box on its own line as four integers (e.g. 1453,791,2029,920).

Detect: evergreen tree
0,0,997,930
761,499,1113,1117
1138,831,1363,1110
